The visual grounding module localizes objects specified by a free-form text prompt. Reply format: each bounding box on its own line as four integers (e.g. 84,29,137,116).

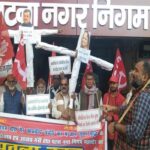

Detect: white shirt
52,94,79,119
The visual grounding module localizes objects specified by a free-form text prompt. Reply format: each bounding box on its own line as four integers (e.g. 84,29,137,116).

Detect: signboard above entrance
1,0,150,37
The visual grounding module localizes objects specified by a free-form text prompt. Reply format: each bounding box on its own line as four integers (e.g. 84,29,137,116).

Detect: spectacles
7,80,16,84
61,83,68,86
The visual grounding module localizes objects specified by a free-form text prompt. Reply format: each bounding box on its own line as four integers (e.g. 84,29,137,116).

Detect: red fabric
0,12,14,65
109,76,119,83
48,51,57,86
52,51,56,57
81,61,93,89
103,92,125,140
112,49,127,91
0,60,12,85
12,36,27,90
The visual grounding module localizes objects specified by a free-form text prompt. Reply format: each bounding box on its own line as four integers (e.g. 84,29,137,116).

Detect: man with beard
3,74,25,114
103,59,150,150
103,76,125,150
52,77,79,121
79,72,102,110
49,73,65,118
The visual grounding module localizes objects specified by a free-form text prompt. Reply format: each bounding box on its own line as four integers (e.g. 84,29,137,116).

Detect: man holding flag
2,34,27,115
3,74,25,114
103,48,126,150
103,75,125,150
103,59,150,150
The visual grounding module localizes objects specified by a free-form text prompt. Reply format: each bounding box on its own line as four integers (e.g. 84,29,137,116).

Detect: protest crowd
0,8,150,150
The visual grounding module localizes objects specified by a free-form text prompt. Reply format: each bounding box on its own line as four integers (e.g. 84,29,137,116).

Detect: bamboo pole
118,79,150,123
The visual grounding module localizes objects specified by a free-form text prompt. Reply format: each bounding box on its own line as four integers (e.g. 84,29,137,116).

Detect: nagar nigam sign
1,0,150,37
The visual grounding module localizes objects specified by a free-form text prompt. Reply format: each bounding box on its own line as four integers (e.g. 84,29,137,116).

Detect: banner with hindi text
0,113,107,150
1,0,150,37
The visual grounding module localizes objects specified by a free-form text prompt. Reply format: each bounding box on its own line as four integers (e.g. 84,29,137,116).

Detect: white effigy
8,28,60,87
8,29,60,38
36,29,113,109
36,42,113,71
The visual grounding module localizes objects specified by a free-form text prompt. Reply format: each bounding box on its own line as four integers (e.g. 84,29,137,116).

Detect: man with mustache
52,77,79,121
3,74,25,114
79,72,102,110
22,9,32,27
103,59,150,150
103,76,125,150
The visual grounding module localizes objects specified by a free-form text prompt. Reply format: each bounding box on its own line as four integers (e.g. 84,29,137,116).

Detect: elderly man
49,73,65,118
3,74,25,114
52,77,79,121
34,78,48,118
36,78,47,94
103,59,150,150
79,72,102,110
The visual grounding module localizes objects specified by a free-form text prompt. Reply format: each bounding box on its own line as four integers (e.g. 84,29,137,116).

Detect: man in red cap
103,75,125,150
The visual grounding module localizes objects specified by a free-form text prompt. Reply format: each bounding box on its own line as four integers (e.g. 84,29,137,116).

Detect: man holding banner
32,78,49,118
52,77,79,121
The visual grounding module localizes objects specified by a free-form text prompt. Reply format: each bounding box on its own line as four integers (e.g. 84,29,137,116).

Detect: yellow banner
0,142,41,150
47,148,82,150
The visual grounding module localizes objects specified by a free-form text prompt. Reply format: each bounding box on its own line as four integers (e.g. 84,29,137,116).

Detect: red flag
12,36,27,90
0,12,14,65
112,49,127,91
81,61,93,89
48,51,57,86
52,51,56,57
